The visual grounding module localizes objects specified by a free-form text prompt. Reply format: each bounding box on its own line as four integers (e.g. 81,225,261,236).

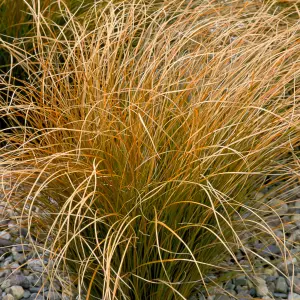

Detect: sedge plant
0,0,300,299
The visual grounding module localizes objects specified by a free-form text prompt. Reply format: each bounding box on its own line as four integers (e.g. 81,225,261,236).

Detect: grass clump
0,0,300,299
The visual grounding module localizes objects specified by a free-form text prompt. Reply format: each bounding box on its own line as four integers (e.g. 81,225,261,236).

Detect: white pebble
0,231,11,240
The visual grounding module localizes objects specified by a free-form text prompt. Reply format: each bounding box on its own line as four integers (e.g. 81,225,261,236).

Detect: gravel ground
191,185,300,300
0,184,299,300
0,196,78,300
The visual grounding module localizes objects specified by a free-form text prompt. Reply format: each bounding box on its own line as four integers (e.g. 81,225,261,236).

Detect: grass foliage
1,0,300,299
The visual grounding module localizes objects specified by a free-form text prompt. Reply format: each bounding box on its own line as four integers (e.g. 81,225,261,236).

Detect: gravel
0,197,78,300
0,183,299,299
190,184,300,300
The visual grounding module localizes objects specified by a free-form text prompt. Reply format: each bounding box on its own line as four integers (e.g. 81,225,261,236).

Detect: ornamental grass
0,0,300,299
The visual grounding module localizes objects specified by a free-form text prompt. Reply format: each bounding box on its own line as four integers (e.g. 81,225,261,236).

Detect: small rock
267,282,275,293
264,268,275,276
45,291,62,300
3,256,13,266
29,293,44,300
268,199,289,215
12,252,27,264
23,289,31,298
292,215,300,228
7,220,15,227
1,279,11,290
29,287,43,293
279,257,298,274
275,230,284,239
263,244,281,255
287,277,300,294
2,295,14,300
20,228,28,238
0,269,11,278
290,230,300,243
235,276,247,286
10,262,21,274
266,275,278,283
255,277,269,297
292,277,300,294
27,260,43,273
6,209,16,217
273,292,288,298
0,232,11,240
8,285,24,299
276,276,288,293
266,215,281,227
0,238,13,247
224,280,235,290
255,192,266,201
248,287,256,297
214,295,232,300
10,275,30,289
288,293,300,300
236,285,249,294
13,245,31,252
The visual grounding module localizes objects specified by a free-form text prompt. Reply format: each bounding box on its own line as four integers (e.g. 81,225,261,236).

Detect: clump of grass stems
0,0,300,299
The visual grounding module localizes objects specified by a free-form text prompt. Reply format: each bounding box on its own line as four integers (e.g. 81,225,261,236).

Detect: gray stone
236,285,248,293
214,295,232,300
20,228,28,238
249,288,256,297
266,215,281,227
0,269,11,278
268,198,289,215
10,262,21,274
279,257,298,274
275,230,284,239
255,192,266,201
29,274,43,287
6,209,16,217
8,285,24,299
224,280,235,290
264,267,275,276
266,275,278,283
29,287,43,293
290,230,300,243
23,289,31,298
1,279,11,290
10,274,30,289
27,260,43,272
274,292,288,298
12,251,27,264
45,291,62,300
0,231,11,240
29,293,44,300
292,277,300,294
264,244,281,255
3,256,13,265
288,293,300,300
13,245,31,252
235,276,247,286
255,277,269,297
276,276,288,293
23,270,30,276
0,238,13,247
2,295,14,300
292,215,300,228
